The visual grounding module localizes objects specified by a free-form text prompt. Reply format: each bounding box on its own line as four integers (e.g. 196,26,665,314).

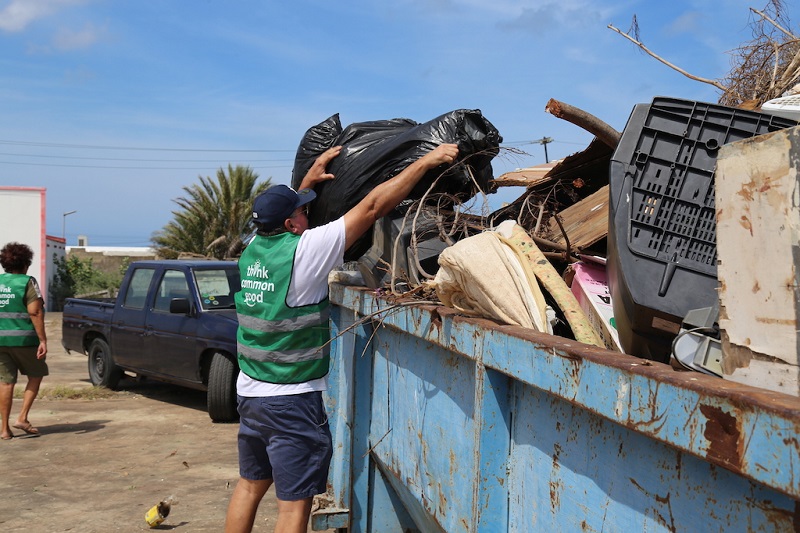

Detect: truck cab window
123,268,156,309
154,270,191,312
194,267,240,310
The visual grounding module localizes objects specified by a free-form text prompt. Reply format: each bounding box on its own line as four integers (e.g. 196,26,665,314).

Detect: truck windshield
194,268,240,310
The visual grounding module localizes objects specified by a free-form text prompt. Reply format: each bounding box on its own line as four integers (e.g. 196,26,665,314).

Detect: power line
501,140,536,146
0,139,300,170
0,151,294,163
0,137,593,170
0,139,294,153
1,137,590,152
0,160,292,170
551,140,589,145
501,139,587,147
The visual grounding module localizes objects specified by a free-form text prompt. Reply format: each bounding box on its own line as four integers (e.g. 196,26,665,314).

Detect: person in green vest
225,142,459,533
0,242,48,440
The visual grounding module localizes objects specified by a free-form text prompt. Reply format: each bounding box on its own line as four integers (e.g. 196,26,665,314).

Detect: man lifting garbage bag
290,109,502,260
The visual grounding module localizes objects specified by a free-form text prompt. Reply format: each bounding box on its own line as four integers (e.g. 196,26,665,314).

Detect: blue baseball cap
252,185,316,231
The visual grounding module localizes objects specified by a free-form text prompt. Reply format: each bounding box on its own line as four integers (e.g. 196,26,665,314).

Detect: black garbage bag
291,109,502,259
290,113,343,184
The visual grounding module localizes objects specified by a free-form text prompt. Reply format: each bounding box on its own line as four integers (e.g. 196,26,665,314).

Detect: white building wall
0,187,48,305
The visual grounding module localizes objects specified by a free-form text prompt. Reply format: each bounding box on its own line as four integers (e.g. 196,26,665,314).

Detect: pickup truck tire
207,352,238,422
88,338,123,390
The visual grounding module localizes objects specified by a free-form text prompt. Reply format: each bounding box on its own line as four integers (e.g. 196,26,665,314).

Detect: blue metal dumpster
312,283,800,532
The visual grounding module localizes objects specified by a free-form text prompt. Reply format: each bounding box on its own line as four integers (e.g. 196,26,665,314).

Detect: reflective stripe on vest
238,343,326,363
0,330,37,337
237,307,330,333
0,312,32,319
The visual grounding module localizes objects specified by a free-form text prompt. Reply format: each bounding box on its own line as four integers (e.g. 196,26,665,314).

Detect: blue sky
0,0,768,246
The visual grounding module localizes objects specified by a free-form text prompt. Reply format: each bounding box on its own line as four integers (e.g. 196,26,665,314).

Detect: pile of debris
296,98,800,394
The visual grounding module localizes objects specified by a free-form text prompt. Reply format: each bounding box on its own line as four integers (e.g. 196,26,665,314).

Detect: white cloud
665,10,703,35
64,64,96,83
498,2,604,33
0,0,86,32
53,22,102,50
563,46,600,65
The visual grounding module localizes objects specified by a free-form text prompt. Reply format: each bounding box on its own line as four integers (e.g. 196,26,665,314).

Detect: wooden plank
490,161,558,188
546,185,609,249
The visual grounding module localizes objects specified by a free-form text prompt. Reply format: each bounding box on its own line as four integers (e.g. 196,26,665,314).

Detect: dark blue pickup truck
62,260,241,422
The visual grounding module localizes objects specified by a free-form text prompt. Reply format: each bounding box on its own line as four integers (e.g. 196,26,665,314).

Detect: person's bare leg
15,376,42,429
224,477,271,533
0,382,14,439
275,497,313,533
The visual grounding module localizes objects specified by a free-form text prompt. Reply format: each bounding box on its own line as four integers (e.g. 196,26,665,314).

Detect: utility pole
533,136,554,163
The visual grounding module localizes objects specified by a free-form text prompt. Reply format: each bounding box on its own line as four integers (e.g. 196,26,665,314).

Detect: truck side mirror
169,298,191,315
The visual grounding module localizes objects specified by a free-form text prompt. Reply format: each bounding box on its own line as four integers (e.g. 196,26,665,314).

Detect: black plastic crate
607,97,798,362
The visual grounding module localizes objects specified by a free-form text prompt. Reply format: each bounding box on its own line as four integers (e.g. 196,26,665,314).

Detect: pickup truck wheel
88,338,123,390
207,352,238,422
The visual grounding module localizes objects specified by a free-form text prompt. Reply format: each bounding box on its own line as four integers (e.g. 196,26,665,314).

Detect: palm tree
152,165,271,259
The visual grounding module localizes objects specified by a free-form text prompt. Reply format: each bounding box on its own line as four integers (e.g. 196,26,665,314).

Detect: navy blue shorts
236,392,332,501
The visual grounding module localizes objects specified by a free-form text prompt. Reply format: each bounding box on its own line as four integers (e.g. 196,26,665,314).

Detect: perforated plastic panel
762,94,800,119
607,97,799,361
623,98,797,276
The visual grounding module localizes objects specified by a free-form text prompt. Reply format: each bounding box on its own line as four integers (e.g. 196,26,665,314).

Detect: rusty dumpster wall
317,284,800,532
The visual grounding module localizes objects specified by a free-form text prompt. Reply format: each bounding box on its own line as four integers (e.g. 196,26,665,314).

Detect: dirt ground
0,313,328,533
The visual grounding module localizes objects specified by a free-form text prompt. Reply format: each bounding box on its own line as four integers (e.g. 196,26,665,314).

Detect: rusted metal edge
330,283,800,500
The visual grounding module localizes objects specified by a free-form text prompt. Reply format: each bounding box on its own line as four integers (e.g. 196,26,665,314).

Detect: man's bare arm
343,144,459,250
27,298,47,359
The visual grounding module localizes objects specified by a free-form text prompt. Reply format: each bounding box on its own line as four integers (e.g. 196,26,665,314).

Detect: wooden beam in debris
547,185,610,250
491,138,613,196
543,138,613,194
487,138,614,231
491,161,559,189
545,98,621,149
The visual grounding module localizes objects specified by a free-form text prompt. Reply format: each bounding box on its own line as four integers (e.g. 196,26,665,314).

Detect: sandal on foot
12,423,39,435
1,433,13,440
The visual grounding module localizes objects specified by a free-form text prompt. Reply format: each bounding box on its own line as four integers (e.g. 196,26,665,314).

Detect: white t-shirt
236,216,346,397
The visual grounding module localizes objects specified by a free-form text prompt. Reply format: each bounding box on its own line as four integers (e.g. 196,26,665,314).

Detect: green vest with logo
0,274,38,347
235,233,330,383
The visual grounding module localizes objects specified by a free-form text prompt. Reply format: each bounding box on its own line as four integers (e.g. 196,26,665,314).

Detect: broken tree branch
779,48,800,87
607,23,728,92
770,40,780,93
750,7,796,40
545,98,621,149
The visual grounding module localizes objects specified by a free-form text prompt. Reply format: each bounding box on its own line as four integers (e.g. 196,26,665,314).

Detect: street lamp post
62,210,77,243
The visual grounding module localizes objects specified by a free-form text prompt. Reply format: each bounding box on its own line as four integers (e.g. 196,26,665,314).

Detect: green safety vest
235,233,330,384
0,274,38,347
